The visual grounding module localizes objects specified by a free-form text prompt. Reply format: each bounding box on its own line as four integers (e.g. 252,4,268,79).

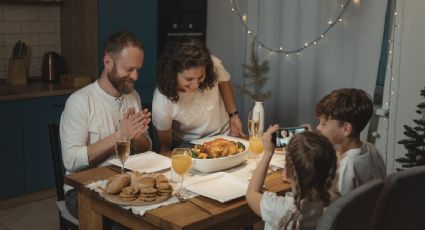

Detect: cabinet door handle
53,103,65,109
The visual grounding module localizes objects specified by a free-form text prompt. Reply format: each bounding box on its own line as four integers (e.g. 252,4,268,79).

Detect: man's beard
108,64,135,95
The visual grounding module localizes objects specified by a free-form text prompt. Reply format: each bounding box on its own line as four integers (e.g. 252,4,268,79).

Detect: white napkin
269,153,285,170
108,151,171,173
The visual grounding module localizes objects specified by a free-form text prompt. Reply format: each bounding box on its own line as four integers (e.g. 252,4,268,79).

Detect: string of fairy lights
229,0,356,56
384,0,402,117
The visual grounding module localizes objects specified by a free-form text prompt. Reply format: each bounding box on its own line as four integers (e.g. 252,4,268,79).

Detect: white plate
190,135,248,173
270,153,285,169
185,172,248,203
108,151,171,173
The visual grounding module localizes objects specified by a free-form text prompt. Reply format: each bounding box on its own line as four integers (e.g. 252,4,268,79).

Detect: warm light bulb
248,30,251,34
242,14,247,23
338,18,342,22
296,52,300,55
354,0,360,5
328,20,333,24
304,43,308,46
279,47,283,51
313,41,317,45
321,34,324,38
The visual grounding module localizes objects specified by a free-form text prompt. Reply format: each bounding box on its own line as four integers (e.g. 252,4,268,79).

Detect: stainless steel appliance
42,52,63,82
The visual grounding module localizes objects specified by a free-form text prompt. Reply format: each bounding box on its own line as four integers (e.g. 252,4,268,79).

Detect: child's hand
301,123,313,131
262,124,280,155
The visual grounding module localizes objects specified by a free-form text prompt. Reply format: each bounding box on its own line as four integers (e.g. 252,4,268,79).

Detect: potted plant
236,39,271,133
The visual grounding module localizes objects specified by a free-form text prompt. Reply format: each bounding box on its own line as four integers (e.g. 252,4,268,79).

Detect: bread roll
105,174,131,194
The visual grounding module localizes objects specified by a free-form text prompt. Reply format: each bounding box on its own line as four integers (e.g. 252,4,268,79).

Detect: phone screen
272,127,306,148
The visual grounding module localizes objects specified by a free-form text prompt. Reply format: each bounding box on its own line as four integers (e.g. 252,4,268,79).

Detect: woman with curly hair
246,125,338,230
152,38,244,153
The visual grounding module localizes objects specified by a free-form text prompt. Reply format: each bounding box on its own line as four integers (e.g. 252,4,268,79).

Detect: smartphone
272,126,306,148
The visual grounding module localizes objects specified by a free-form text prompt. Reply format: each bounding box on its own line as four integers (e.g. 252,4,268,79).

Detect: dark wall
97,0,157,103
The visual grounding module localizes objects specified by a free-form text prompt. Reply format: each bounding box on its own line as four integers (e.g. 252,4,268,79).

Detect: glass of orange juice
171,148,192,196
249,133,264,158
248,133,264,172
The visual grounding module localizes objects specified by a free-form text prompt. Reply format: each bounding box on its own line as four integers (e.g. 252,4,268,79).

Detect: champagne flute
171,148,192,197
115,131,130,174
248,110,260,136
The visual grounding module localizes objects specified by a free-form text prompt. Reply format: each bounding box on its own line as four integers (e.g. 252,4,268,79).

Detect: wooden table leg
78,191,103,230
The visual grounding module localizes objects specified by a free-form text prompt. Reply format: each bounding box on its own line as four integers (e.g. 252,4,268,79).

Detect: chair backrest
48,123,65,201
316,179,384,230
142,102,158,152
369,166,425,230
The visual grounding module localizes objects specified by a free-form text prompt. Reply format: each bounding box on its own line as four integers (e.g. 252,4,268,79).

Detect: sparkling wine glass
171,148,192,197
247,110,260,136
115,131,130,174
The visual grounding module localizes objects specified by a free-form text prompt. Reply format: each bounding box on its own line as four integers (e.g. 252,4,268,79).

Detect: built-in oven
157,0,207,56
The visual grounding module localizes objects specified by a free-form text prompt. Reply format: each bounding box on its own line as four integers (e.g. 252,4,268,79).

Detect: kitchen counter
0,82,83,101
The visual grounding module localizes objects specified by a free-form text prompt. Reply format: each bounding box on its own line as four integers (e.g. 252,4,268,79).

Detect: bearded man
59,31,152,219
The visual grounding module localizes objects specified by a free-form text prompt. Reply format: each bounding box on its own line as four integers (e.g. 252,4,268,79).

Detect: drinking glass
248,110,260,136
115,131,130,174
171,148,192,197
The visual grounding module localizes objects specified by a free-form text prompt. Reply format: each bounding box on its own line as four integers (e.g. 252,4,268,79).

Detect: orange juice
249,136,264,155
172,155,192,175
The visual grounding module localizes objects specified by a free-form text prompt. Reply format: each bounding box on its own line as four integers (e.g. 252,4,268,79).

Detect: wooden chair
48,123,79,230
369,166,425,230
316,179,384,230
142,102,158,152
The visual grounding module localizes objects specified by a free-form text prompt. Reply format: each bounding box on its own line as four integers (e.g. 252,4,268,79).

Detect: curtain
207,0,388,135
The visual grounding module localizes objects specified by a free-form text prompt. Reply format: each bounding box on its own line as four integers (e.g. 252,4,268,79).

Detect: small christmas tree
395,87,425,169
236,39,271,102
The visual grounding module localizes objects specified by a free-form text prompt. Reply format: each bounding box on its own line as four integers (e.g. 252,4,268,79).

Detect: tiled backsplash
0,4,60,81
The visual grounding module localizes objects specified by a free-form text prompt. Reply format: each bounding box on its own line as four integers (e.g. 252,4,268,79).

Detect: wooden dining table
64,154,291,230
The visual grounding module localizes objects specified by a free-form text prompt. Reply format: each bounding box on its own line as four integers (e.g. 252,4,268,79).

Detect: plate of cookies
102,172,173,206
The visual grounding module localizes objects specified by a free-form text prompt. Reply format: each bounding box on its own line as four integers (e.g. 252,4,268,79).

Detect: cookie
140,187,157,194
155,174,168,184
138,196,156,202
121,186,139,195
158,192,172,197
156,182,172,190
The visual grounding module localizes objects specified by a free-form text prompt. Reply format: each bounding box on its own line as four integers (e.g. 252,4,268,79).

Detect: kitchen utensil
42,52,63,82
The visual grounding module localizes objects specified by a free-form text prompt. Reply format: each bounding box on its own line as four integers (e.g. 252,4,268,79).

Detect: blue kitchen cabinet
21,95,68,193
22,95,67,146
0,100,22,126
0,124,25,199
24,143,53,193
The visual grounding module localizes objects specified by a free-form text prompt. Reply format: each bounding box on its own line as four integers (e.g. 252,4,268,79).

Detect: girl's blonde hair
281,131,338,230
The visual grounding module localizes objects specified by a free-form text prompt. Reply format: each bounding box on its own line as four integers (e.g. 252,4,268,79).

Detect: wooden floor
0,196,58,230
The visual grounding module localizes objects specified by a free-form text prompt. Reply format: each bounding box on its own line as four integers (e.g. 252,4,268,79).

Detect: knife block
8,57,28,85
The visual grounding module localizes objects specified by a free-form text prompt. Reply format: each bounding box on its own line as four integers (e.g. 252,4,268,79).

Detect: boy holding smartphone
311,88,386,195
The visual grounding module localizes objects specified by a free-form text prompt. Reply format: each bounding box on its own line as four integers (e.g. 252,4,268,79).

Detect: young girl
246,125,338,230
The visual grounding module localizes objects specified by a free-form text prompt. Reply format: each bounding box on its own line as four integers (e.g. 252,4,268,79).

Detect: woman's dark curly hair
157,38,217,102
